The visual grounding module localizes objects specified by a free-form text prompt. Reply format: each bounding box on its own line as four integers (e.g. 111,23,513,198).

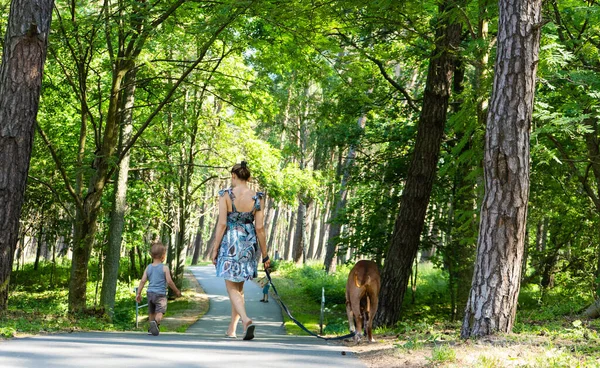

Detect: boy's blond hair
150,242,167,261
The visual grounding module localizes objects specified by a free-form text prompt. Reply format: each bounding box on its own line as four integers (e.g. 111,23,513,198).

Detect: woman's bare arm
255,197,270,269
211,194,229,264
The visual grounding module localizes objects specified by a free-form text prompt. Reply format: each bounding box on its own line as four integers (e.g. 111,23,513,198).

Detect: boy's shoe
149,321,159,336
259,300,265,302
264,300,269,303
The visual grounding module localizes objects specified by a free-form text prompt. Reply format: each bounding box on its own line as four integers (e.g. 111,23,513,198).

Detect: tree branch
35,123,84,212
111,4,251,178
334,31,420,113
546,133,600,212
27,176,75,220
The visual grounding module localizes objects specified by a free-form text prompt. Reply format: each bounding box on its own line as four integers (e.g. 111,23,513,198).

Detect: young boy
135,242,181,336
259,277,270,303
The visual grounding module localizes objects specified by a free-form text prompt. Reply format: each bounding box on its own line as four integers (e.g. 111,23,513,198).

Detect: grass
266,260,351,336
429,344,456,364
267,260,600,367
1,261,208,338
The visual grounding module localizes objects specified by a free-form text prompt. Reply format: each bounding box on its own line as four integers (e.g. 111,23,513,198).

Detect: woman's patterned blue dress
215,188,264,282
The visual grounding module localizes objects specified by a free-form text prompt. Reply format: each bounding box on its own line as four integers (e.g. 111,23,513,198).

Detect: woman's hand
262,255,271,270
211,247,218,266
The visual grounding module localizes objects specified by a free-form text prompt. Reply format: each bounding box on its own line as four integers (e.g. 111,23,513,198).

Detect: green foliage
2,261,206,337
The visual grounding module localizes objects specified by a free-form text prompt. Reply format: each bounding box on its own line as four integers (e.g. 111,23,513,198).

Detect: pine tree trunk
307,203,319,259
292,202,307,263
34,210,44,271
374,0,464,327
315,199,330,260
461,0,541,338
283,211,295,260
267,206,280,254
0,0,54,312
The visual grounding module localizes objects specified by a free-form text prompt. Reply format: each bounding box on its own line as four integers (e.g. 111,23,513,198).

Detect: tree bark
0,0,53,311
461,0,542,338
374,0,464,327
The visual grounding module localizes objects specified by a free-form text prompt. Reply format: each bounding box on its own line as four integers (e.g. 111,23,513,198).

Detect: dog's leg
346,301,356,333
367,292,379,342
352,299,364,343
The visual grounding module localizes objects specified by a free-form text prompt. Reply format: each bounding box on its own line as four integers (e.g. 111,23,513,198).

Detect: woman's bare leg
227,304,240,336
225,280,253,331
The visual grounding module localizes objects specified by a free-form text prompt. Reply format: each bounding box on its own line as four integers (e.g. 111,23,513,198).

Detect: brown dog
345,260,380,343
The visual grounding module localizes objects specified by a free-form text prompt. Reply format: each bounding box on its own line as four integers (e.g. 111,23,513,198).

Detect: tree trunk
0,0,53,311
129,247,137,279
284,210,295,260
307,202,319,259
292,201,307,263
267,206,280,254
191,201,206,265
374,0,464,327
100,67,136,316
461,0,541,338
315,199,330,260
34,210,44,271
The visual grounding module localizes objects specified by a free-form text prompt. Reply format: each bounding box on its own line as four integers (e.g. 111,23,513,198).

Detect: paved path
0,266,365,368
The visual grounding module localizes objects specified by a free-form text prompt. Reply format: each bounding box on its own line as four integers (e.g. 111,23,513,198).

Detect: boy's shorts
147,292,167,314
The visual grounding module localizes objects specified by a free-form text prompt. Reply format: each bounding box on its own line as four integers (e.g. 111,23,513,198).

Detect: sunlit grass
1,262,206,338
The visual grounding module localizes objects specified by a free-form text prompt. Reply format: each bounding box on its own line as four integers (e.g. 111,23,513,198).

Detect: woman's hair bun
231,161,251,181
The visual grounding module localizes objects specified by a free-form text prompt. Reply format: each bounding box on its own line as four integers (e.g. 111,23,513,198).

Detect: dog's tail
354,272,371,289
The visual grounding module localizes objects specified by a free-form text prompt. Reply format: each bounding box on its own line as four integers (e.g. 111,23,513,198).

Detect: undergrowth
1,260,198,338
269,260,600,365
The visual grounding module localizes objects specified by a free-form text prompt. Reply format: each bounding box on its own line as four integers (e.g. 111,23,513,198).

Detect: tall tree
0,0,53,311
38,1,249,312
374,0,465,327
461,0,542,338
99,67,137,316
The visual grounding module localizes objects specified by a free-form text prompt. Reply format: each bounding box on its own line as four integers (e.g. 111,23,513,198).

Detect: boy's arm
136,268,148,303
164,265,182,297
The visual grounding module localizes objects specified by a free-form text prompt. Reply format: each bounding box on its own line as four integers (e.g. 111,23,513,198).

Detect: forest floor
341,333,600,367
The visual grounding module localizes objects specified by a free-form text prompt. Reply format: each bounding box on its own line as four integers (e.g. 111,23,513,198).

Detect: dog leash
264,268,356,341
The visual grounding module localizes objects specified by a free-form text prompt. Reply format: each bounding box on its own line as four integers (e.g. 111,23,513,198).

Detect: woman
211,161,271,341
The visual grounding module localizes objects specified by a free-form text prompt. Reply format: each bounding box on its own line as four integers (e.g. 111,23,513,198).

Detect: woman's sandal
243,324,255,340
243,319,255,341
224,334,237,338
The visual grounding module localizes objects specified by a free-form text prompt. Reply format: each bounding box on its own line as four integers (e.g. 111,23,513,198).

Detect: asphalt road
0,266,365,368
